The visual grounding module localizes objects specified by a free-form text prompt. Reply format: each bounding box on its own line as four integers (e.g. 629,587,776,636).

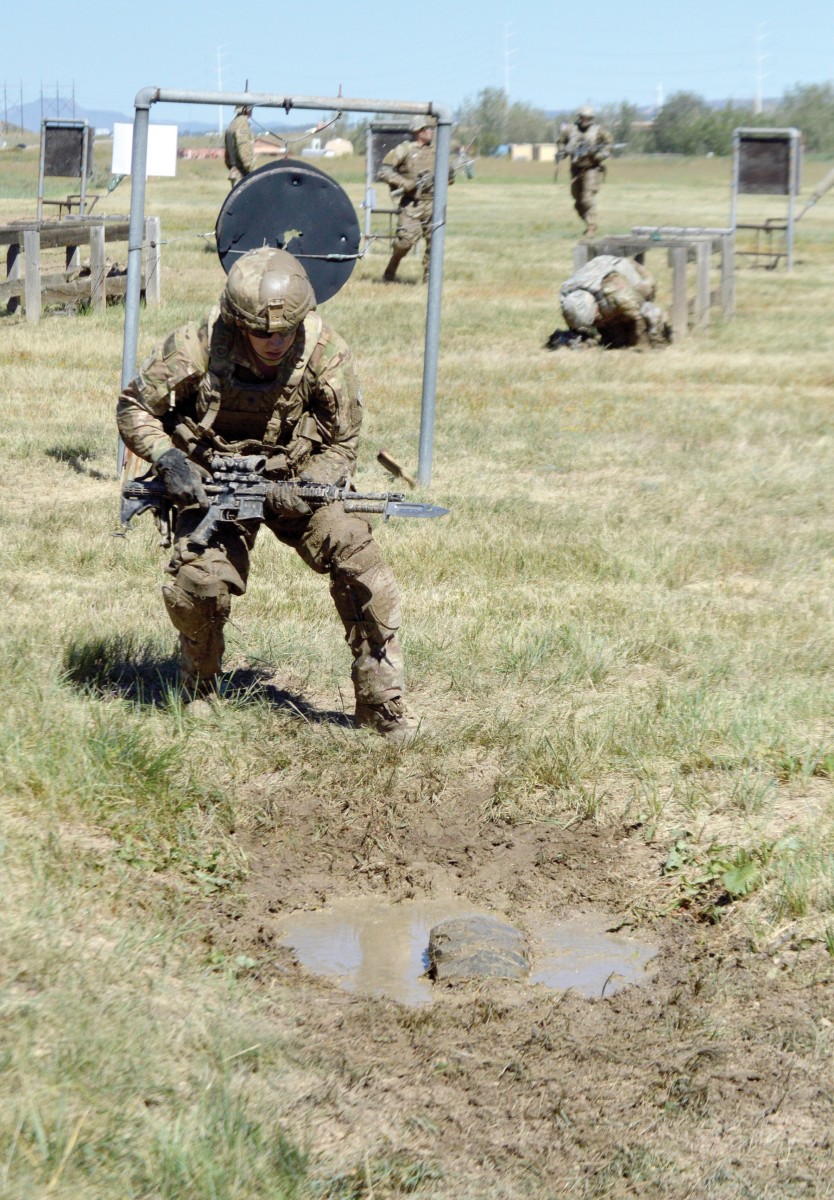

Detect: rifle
391,168,434,203
120,454,449,547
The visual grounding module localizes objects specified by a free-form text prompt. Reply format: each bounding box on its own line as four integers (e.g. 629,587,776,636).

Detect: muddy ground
204,774,834,1199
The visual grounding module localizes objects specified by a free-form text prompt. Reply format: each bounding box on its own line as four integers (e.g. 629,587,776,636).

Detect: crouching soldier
549,254,671,349
117,247,419,743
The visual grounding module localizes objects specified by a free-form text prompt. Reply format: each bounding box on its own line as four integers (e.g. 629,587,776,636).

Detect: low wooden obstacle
574,226,735,341
1,215,161,323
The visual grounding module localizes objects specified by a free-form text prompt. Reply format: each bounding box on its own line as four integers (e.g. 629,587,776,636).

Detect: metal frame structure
37,119,92,220
362,119,412,241
730,127,802,271
121,88,452,485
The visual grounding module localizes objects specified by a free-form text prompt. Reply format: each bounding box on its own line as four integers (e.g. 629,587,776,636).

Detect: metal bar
36,121,47,222
79,124,89,216
121,87,451,481
417,113,451,487
118,102,151,475
787,132,797,272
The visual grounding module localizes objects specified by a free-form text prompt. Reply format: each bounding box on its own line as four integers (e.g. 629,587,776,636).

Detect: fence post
23,230,41,325
89,224,107,311
144,216,161,306
695,241,711,328
721,231,735,318
572,243,590,271
670,246,688,340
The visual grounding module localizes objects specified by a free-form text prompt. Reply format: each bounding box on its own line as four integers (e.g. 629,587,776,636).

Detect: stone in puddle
428,915,529,982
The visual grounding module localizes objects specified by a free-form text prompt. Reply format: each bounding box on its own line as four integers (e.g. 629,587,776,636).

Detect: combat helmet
576,105,595,126
221,247,316,334
561,287,598,332
410,115,434,133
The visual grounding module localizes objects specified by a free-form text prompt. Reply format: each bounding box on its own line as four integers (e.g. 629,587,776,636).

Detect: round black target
215,157,361,303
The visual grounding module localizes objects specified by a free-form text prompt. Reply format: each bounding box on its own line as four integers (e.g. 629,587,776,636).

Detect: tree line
336,83,834,158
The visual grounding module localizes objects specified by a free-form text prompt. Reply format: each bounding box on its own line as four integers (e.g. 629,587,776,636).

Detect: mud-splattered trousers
117,310,405,709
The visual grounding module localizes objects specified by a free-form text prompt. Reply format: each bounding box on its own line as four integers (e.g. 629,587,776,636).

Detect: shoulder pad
134,318,209,406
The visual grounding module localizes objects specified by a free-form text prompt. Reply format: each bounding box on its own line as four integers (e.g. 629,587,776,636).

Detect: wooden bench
1,215,161,323
575,227,735,340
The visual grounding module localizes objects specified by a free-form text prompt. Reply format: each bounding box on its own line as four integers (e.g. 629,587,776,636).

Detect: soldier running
556,106,613,238
117,248,420,743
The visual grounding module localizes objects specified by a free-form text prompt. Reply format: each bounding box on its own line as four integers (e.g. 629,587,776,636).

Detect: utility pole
754,23,770,115
502,23,516,97
216,46,228,135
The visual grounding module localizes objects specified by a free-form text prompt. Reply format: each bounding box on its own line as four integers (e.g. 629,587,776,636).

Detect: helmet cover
221,247,316,334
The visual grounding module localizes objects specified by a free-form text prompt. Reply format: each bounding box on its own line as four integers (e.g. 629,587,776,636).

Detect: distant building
508,143,557,162
253,137,286,158
324,137,353,157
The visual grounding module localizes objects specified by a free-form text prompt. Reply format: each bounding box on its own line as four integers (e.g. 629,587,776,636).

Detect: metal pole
786,129,798,273
418,108,451,487
118,100,151,475
36,120,47,221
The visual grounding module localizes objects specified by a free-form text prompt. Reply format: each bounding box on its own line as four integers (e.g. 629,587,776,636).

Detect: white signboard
111,123,178,176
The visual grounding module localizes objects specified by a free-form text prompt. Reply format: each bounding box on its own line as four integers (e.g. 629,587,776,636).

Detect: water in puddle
278,897,657,1007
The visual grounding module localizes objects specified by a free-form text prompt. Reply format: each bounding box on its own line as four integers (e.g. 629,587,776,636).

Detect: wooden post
89,224,106,312
6,241,21,315
695,241,710,328
572,242,590,271
721,231,735,317
670,246,688,340
144,216,161,306
23,229,41,325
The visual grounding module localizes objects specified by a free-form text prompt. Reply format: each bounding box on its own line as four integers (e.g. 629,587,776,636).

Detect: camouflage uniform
559,255,670,348
117,305,408,725
224,109,255,188
556,110,613,237
377,122,452,282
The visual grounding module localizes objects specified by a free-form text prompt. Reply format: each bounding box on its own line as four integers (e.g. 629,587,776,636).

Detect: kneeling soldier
117,247,419,743
556,254,671,349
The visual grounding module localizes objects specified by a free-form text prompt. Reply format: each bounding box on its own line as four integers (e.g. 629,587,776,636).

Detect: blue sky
3,0,831,125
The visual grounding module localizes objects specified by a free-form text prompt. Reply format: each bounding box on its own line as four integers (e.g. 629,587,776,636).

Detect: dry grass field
1,144,834,1198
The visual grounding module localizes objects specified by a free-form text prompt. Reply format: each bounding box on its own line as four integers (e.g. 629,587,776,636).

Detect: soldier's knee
162,582,230,638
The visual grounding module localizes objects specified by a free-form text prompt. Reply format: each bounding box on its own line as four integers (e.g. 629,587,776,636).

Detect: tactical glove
154,448,209,508
266,481,312,520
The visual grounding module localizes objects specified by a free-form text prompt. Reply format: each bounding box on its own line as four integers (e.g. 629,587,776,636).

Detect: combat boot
382,246,408,283
355,697,421,745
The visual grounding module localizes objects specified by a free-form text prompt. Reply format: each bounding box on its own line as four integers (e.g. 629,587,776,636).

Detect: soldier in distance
556,106,613,238
376,116,454,283
224,105,255,188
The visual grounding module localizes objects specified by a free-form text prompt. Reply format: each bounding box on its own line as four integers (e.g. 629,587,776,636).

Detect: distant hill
9,98,331,137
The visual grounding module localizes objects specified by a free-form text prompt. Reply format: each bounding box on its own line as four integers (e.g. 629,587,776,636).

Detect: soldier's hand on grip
154,448,209,508
267,481,313,520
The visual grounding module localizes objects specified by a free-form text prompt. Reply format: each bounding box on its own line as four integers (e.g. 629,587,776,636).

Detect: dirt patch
203,776,834,1198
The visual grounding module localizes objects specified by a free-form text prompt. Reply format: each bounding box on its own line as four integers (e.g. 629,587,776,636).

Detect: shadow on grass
61,634,352,727
45,443,109,480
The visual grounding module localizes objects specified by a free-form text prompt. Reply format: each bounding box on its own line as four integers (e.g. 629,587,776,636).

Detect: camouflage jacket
556,123,613,174
117,310,362,485
377,139,450,204
224,114,255,176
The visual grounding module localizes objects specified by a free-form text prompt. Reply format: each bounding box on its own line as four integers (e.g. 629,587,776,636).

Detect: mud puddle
278,896,658,1005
